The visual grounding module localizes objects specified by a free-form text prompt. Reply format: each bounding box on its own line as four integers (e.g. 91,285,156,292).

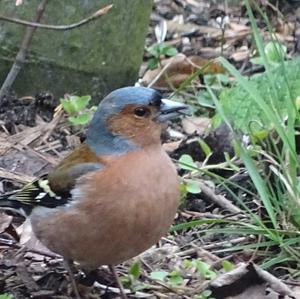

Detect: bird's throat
85,130,139,156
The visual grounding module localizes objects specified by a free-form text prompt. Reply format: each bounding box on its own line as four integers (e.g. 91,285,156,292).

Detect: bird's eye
134,107,150,118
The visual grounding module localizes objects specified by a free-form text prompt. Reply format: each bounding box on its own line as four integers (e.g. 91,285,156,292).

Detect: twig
175,236,253,257
0,0,49,100
0,167,35,183
181,210,242,220
199,181,242,214
0,4,113,31
143,274,182,294
252,263,293,296
147,54,185,88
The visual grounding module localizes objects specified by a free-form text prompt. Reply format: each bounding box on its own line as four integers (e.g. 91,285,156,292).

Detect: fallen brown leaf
182,117,211,135
143,54,224,88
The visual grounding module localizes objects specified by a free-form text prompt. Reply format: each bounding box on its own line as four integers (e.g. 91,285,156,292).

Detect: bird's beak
154,99,190,122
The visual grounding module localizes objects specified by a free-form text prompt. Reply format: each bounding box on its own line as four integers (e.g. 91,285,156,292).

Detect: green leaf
250,129,268,143
194,260,210,274
60,95,91,114
185,180,201,194
168,271,184,285
216,73,230,84
129,262,141,280
183,259,192,268
265,41,287,63
197,91,215,108
73,95,91,111
150,271,168,281
296,96,300,110
215,57,300,133
148,58,159,70
60,98,77,114
250,56,264,65
193,260,217,279
163,45,178,57
147,44,160,57
90,105,97,112
68,113,92,125
221,260,234,272
178,154,198,170
203,74,216,86
198,140,212,157
0,295,13,299
148,43,178,58
201,290,214,298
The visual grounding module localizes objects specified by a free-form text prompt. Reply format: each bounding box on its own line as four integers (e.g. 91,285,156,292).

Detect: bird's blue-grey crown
96,86,162,119
86,87,162,155
86,87,188,156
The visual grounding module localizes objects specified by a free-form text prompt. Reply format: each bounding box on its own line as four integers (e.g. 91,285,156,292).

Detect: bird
0,86,188,298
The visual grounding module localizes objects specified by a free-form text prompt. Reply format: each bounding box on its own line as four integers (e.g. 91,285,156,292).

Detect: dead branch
199,181,243,214
0,4,113,31
0,167,35,183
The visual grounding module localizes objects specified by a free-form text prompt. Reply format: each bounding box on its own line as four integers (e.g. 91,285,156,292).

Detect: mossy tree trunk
0,0,153,102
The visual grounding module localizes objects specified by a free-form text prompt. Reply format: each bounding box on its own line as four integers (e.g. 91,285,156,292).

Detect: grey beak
154,99,190,122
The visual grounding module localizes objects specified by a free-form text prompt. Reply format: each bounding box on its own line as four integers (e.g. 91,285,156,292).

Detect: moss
0,0,153,102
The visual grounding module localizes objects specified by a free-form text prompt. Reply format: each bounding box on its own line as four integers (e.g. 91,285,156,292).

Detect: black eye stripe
149,91,162,106
150,98,162,106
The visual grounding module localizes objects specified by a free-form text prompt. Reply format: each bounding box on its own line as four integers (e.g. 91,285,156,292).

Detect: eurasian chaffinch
0,86,188,298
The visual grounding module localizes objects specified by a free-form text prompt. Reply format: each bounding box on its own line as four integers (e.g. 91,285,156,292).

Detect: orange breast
31,146,180,268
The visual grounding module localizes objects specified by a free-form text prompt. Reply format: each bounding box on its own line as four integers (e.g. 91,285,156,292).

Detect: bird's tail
0,191,30,216
0,176,49,216
0,175,69,216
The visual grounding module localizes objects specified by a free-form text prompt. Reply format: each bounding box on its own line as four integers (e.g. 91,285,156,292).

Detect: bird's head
86,87,188,155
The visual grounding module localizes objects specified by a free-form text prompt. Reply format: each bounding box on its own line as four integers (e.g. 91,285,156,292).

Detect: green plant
121,262,148,292
213,57,300,133
147,43,178,69
0,295,13,299
178,148,238,199
184,259,217,280
173,0,300,272
193,290,215,299
197,73,231,109
149,269,184,286
60,95,96,125
250,41,287,66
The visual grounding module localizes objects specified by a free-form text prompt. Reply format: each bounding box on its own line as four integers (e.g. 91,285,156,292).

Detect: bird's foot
63,259,82,299
109,265,129,299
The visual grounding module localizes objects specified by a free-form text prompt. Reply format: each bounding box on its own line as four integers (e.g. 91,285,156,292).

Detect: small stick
199,181,242,214
108,265,128,299
148,54,185,88
0,167,35,183
0,4,113,31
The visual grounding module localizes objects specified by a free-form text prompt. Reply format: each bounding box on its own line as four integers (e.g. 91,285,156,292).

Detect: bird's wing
0,162,104,215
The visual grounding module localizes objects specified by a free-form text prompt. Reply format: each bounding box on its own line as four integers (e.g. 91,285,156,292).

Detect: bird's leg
63,259,81,299
108,265,128,299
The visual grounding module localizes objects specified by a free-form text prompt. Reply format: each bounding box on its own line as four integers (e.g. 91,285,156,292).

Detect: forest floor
1,0,300,298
